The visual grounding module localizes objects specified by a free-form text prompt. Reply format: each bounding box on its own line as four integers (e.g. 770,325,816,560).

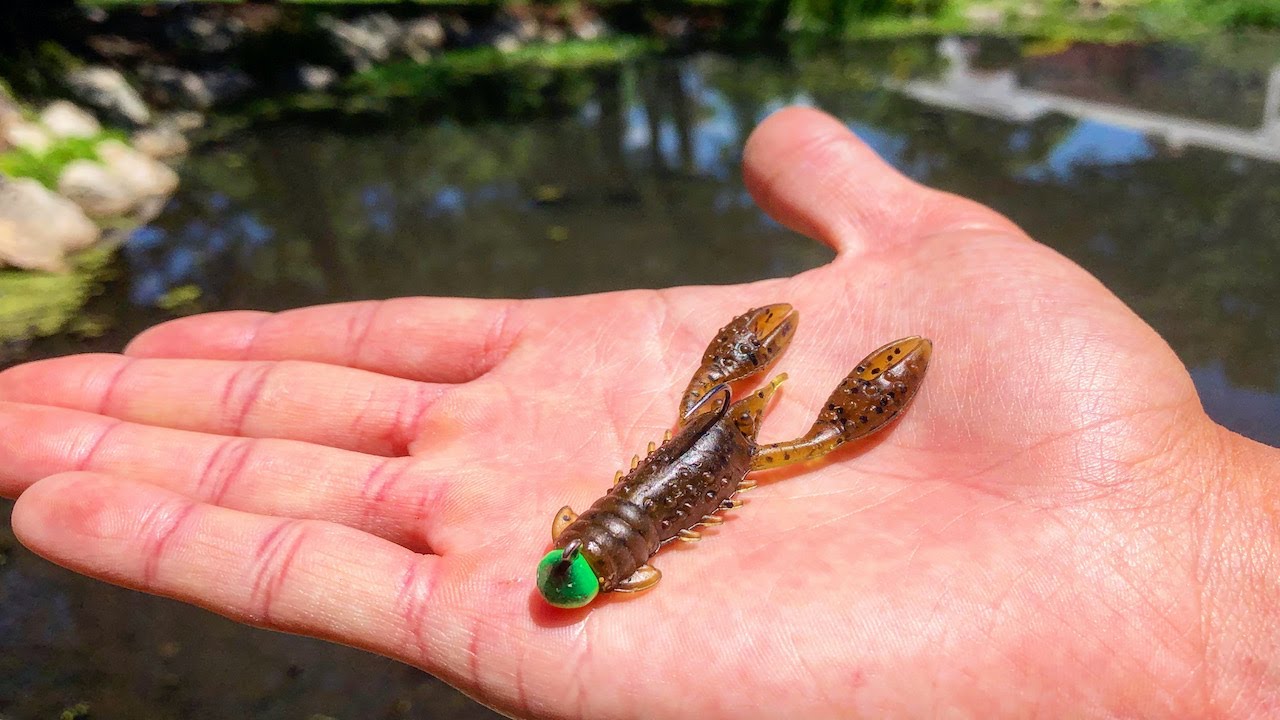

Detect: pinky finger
11,472,455,671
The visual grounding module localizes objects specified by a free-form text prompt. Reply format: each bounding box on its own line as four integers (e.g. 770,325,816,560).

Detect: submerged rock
0,176,100,272
39,101,102,139
67,66,152,127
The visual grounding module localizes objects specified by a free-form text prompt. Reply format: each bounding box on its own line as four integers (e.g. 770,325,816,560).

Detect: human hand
2,107,1277,719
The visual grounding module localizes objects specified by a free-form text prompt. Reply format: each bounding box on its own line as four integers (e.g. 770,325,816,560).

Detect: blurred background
1,0,1277,718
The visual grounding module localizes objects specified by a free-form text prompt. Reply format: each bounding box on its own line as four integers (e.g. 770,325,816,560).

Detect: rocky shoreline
0,89,188,272
0,4,621,275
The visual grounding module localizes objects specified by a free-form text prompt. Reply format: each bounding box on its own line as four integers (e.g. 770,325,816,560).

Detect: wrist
1197,428,1280,717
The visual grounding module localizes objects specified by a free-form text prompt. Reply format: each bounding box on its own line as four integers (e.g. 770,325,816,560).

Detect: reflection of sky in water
1021,120,1154,179
1192,362,1280,446
684,66,738,178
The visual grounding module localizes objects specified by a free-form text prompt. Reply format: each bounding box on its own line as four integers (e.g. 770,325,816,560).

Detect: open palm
1,108,1272,719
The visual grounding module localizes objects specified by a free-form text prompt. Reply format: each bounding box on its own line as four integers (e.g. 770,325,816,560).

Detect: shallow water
2,35,1278,718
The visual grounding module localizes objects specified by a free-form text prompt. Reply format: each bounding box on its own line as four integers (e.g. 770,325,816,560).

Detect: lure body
537,304,932,607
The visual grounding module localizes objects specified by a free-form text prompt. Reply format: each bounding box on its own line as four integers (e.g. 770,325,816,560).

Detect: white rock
320,13,400,71
131,125,189,159
297,65,339,92
0,176,100,271
167,111,206,132
3,120,53,154
570,15,606,41
401,16,445,62
0,86,23,151
39,101,101,139
97,139,179,199
67,66,152,127
494,34,521,54
58,159,136,218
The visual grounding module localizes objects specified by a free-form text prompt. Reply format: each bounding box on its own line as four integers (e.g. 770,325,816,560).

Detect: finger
11,473,463,674
0,353,448,456
124,297,524,383
742,106,937,255
0,402,465,551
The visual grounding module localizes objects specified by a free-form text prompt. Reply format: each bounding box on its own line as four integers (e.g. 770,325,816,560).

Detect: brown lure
535,304,931,608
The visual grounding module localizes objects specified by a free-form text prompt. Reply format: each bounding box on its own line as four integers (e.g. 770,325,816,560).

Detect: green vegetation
842,0,1280,41
243,37,653,121
0,239,119,345
70,0,1280,35
0,130,125,189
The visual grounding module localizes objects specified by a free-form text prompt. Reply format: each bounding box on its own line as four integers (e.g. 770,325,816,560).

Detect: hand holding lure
537,304,931,608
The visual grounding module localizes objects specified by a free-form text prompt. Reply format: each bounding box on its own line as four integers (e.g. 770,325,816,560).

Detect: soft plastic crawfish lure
537,304,931,608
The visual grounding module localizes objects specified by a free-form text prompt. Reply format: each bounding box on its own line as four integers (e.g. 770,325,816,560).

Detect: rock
139,65,252,110
67,66,152,128
131,125,189,159
57,138,181,219
400,16,445,62
296,65,339,92
441,15,473,45
200,67,253,106
0,86,22,151
39,101,101,139
58,160,135,218
165,13,246,54
493,34,522,54
97,139,179,199
3,120,53,154
141,66,212,108
166,111,205,132
318,13,401,71
493,8,540,43
0,176,100,272
962,3,1006,27
570,14,607,41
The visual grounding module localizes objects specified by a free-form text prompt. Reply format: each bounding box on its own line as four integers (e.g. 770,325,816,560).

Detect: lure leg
614,564,661,592
551,506,578,539
752,336,931,471
678,304,798,422
728,372,788,437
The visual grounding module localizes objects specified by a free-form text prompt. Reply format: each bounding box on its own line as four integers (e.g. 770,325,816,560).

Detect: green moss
0,130,127,189
0,241,120,345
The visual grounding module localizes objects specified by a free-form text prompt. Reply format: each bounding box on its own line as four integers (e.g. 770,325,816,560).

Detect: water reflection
3,33,1279,719
118,35,1278,445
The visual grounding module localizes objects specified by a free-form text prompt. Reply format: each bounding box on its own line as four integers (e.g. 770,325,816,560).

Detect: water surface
3,35,1278,719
